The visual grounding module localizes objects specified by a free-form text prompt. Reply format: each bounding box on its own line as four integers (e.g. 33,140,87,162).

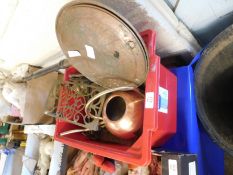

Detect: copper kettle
102,90,144,139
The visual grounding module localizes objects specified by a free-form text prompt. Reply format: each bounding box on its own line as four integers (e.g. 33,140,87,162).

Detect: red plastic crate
54,30,177,165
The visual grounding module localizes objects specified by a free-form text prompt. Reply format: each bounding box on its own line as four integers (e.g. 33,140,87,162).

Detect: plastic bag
0,91,11,119
2,82,27,116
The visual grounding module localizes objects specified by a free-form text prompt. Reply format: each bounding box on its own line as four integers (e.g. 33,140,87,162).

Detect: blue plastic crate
161,52,224,175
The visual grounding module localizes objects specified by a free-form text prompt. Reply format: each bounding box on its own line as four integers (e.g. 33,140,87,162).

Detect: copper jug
102,91,144,139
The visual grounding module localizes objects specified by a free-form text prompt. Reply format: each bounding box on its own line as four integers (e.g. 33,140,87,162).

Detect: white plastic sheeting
0,0,70,70
165,0,233,45
0,0,200,71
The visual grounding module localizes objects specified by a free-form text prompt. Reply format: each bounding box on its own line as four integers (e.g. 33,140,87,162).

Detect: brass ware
103,91,144,139
56,1,149,89
45,74,106,132
44,1,150,136
22,2,149,87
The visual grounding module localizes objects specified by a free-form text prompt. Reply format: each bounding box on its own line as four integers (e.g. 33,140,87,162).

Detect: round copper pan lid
56,1,149,88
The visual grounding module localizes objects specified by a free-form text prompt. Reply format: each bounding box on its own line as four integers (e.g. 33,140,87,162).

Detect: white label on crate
85,45,95,59
158,86,168,113
145,92,154,109
68,50,81,57
168,159,178,175
189,161,197,175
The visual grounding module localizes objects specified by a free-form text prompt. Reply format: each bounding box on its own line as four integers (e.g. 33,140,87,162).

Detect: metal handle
23,59,70,81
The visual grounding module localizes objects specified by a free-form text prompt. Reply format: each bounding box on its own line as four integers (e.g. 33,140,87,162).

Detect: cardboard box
151,152,198,175
3,65,63,125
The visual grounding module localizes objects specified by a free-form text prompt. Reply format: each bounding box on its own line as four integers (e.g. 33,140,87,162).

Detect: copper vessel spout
103,91,144,139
